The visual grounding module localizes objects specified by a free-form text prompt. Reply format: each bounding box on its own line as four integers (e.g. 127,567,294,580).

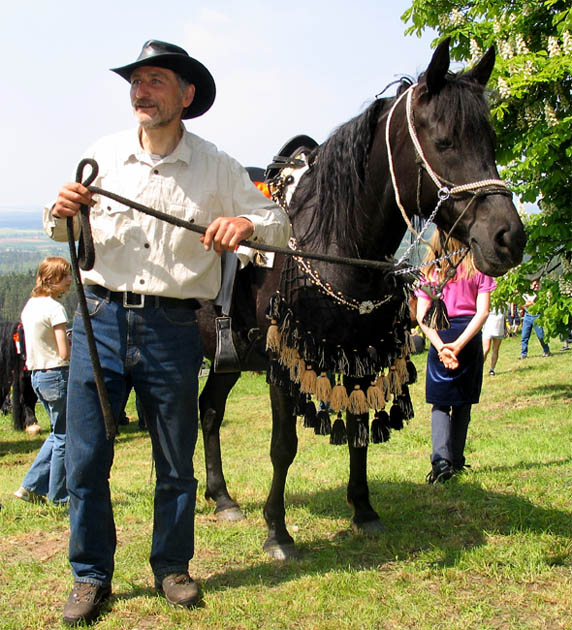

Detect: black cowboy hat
111,39,216,119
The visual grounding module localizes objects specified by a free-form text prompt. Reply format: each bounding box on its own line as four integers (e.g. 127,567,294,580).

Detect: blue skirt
426,315,483,405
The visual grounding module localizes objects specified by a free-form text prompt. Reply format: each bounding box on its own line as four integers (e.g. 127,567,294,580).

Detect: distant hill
0,209,68,273
0,209,43,230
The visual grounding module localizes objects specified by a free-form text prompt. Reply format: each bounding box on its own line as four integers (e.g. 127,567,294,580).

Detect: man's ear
183,84,196,108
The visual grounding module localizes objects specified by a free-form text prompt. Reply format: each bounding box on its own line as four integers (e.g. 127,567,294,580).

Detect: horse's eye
435,138,453,151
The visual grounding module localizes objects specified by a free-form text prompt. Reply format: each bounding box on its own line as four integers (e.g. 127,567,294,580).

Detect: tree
403,1,572,340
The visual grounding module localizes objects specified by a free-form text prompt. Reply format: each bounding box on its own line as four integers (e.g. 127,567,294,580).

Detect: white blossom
525,104,539,123
544,101,558,126
497,77,511,98
450,8,464,26
493,21,502,35
523,59,535,79
548,36,561,57
438,14,450,29
515,34,529,55
499,39,514,60
563,31,572,55
469,39,482,63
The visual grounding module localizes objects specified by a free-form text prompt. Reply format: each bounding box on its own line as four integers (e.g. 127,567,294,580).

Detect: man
519,278,551,359
45,40,289,625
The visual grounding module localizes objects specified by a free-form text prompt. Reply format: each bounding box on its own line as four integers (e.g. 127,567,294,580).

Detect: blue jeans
22,366,69,504
66,289,203,586
520,312,549,357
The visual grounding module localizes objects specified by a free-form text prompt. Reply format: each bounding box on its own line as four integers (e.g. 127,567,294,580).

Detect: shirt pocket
170,199,214,226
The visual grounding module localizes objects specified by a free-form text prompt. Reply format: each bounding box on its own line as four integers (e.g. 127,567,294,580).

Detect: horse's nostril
495,227,509,248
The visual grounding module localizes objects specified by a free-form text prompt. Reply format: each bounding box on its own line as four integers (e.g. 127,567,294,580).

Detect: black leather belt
87,285,200,310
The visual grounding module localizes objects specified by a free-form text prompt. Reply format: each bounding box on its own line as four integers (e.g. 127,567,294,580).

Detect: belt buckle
123,292,145,309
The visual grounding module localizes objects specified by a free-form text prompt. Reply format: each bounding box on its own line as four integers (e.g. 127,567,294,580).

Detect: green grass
1,336,571,629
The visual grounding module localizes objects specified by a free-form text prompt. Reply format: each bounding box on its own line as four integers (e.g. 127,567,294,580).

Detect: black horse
0,320,38,431
196,39,526,559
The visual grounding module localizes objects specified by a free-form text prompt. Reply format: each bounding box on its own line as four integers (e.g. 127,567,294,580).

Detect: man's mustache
133,100,157,108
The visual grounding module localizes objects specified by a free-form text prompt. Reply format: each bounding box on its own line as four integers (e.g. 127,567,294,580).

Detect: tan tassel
281,346,298,368
407,331,417,354
290,357,306,383
395,356,408,384
366,380,385,410
266,320,281,353
315,372,332,403
377,371,390,400
348,385,369,415
330,380,349,413
389,366,402,396
300,364,317,394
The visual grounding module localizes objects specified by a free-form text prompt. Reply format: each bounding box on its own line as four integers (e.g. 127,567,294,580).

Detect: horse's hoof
215,507,246,522
25,423,42,437
263,542,299,560
351,519,385,535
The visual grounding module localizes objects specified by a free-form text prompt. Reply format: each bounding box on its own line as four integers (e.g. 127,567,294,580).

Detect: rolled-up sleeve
222,158,291,247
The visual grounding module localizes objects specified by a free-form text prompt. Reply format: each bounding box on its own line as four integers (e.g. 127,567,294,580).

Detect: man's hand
201,216,254,255
52,182,94,218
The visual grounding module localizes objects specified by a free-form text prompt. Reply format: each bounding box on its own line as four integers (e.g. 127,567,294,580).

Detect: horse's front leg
346,410,384,535
263,383,298,560
199,369,245,521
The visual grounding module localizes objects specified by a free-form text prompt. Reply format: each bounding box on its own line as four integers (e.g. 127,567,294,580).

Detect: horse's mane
290,69,492,256
289,95,389,255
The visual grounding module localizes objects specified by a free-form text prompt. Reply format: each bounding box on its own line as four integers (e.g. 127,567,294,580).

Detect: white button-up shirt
44,127,290,300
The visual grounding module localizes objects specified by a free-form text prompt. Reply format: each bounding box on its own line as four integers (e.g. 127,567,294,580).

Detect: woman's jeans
22,366,69,504
66,289,203,586
520,312,549,357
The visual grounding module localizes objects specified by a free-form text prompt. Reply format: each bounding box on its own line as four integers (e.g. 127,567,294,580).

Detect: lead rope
67,160,116,440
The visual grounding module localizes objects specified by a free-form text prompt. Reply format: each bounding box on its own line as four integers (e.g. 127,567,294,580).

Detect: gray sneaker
14,487,45,504
62,582,111,626
155,572,201,608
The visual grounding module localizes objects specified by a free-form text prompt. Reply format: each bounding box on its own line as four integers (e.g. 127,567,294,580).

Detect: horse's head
399,38,526,276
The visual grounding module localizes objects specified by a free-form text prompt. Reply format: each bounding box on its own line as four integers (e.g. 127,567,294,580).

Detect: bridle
384,82,512,256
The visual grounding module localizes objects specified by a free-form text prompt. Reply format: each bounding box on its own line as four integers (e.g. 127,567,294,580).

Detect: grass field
1,336,571,629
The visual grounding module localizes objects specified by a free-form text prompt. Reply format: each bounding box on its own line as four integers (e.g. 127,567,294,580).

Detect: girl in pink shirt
416,230,496,483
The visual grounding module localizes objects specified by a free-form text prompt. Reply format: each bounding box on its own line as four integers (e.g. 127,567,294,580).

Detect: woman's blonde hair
422,229,477,283
31,257,72,298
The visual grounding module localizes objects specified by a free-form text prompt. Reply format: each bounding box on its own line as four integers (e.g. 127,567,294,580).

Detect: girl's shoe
426,459,454,484
14,487,45,503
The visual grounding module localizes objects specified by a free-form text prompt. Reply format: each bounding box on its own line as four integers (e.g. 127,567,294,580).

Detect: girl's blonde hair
31,257,72,298
422,229,477,283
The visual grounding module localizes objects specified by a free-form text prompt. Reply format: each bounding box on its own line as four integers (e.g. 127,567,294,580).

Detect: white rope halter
384,83,509,240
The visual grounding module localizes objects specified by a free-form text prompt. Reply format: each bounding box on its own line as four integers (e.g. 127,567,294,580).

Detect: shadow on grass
0,415,147,458
193,476,572,592
527,383,572,399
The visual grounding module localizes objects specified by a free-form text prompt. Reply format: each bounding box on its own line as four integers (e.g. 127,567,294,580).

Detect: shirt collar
125,125,192,167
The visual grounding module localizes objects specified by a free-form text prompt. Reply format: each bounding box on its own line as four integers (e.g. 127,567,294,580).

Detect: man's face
130,66,195,129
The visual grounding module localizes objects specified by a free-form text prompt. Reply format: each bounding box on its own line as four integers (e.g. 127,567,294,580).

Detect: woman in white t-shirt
482,306,506,376
14,257,72,505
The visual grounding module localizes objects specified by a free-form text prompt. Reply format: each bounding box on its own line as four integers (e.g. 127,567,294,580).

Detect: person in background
519,278,551,359
14,257,72,505
507,301,521,336
416,230,495,484
482,305,506,376
45,40,289,625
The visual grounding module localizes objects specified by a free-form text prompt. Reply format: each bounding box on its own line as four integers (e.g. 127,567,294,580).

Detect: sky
0,1,438,211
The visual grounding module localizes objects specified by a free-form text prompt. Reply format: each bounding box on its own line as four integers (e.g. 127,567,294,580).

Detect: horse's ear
466,46,496,86
425,37,451,95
